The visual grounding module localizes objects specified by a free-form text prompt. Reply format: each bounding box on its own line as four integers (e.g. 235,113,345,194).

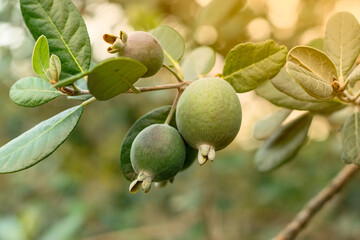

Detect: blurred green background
1,0,360,239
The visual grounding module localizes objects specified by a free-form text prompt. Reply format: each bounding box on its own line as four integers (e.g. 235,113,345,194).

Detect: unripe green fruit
119,31,164,78
129,124,186,193
176,77,242,165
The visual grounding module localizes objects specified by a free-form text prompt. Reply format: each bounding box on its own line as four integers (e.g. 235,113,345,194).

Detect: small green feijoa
104,31,164,78
129,124,186,193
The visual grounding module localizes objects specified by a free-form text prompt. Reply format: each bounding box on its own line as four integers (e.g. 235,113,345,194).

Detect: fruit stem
163,64,184,82
67,82,191,97
165,88,183,125
127,82,190,94
81,96,97,106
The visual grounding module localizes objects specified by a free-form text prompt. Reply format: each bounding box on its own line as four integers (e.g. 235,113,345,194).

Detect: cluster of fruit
104,31,242,194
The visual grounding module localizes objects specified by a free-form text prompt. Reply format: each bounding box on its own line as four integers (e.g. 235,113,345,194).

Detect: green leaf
307,38,324,51
256,81,344,113
150,26,185,66
120,106,196,181
272,36,327,102
87,58,147,100
253,109,292,141
286,46,337,100
255,113,313,172
346,64,360,84
197,0,246,25
32,35,50,80
53,71,90,88
0,106,83,173
271,68,321,102
46,54,61,82
341,112,360,165
10,77,64,107
20,0,91,79
222,40,288,93
181,46,216,81
324,12,360,78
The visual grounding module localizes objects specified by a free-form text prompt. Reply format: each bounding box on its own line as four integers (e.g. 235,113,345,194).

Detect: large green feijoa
176,77,242,165
129,124,186,194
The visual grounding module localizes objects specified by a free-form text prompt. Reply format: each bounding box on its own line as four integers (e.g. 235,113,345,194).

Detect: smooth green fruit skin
130,124,186,182
120,31,164,78
176,77,242,151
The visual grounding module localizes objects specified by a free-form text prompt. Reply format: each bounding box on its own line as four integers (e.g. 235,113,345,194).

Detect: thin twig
58,86,89,95
81,96,96,106
125,81,190,93
353,91,360,100
63,81,190,97
164,88,183,125
274,164,359,240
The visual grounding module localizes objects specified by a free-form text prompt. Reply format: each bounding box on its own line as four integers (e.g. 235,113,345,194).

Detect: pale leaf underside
255,113,313,172
181,46,216,81
324,12,360,77
271,68,321,102
341,112,360,165
256,81,343,113
150,26,185,67
287,46,337,100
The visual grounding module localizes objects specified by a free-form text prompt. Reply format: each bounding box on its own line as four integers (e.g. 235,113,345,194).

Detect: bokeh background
1,0,360,239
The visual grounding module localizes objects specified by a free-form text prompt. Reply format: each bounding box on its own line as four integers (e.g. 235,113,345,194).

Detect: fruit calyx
103,31,128,54
198,144,216,165
129,171,153,194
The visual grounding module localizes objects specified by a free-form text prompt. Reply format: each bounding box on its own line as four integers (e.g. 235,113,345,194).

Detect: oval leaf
287,46,337,100
10,77,64,107
87,58,147,101
271,68,321,102
253,109,292,141
20,0,91,79
197,0,246,25
223,39,288,93
181,46,216,81
307,38,324,51
341,112,360,165
150,26,185,66
120,106,196,181
32,35,50,81
0,106,83,173
256,81,344,113
255,113,313,172
324,12,360,78
346,64,360,84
